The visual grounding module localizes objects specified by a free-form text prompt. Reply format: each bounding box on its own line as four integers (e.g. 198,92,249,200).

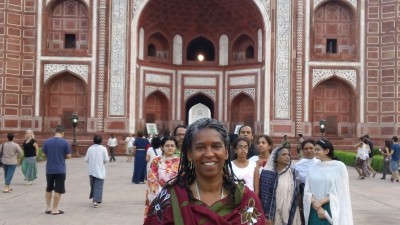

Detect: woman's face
234,140,249,159
26,130,32,138
162,140,176,157
257,137,271,153
303,142,315,159
187,128,228,180
276,148,290,167
314,144,329,160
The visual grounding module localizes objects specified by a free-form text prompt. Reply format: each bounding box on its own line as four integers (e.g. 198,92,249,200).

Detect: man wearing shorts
42,125,72,215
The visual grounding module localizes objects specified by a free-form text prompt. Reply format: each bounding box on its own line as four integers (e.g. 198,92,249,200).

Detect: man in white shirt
85,135,109,208
107,134,118,162
125,133,135,162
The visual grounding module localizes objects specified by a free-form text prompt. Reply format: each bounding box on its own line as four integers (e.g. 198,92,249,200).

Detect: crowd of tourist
1,119,400,224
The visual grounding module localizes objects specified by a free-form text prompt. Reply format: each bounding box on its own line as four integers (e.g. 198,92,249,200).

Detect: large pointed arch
311,78,356,137
44,72,88,129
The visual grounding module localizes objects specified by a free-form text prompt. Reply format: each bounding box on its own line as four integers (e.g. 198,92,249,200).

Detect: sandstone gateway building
1,0,399,142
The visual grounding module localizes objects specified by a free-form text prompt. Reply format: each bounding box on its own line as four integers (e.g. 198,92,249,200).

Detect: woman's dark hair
160,136,178,154
316,139,337,160
233,136,251,149
150,135,162,149
257,135,273,153
168,118,238,201
301,139,315,150
384,139,393,150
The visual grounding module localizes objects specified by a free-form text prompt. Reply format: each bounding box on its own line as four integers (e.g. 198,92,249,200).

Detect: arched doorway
45,72,87,129
144,91,169,132
188,103,212,124
312,78,356,137
185,94,214,125
230,93,255,130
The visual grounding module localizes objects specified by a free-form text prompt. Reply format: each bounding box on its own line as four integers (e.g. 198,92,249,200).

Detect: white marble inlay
146,73,170,84
44,64,88,84
274,0,291,119
97,0,107,130
314,0,357,9
230,76,256,86
145,86,170,100
295,0,304,133
109,0,128,116
184,77,216,86
312,69,357,89
46,0,90,7
184,89,216,101
230,88,256,101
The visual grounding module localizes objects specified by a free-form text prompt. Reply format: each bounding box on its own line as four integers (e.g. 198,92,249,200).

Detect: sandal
45,210,52,214
3,189,12,193
52,210,64,215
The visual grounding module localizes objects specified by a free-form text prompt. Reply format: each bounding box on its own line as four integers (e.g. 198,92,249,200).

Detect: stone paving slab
0,157,399,225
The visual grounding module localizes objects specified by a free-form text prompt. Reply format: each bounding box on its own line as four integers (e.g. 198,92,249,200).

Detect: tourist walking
364,135,377,177
1,133,23,193
303,139,353,225
107,134,118,162
389,136,400,183
380,139,392,180
21,129,39,185
259,146,301,225
231,136,257,191
42,125,72,215
354,137,370,179
144,118,266,224
146,136,162,176
85,135,109,208
132,130,150,184
125,133,134,162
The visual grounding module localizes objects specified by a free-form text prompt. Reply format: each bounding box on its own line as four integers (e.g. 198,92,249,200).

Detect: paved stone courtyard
0,157,399,225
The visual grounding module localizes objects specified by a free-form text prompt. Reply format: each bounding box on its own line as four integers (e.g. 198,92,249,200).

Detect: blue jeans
3,164,17,185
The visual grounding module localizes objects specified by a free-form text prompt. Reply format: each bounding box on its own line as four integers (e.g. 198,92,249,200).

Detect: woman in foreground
303,139,353,225
144,118,265,225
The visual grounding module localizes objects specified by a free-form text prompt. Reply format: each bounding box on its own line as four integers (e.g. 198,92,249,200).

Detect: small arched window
246,46,254,59
148,44,156,56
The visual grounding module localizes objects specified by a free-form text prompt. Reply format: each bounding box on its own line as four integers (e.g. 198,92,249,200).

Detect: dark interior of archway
187,37,215,61
185,94,214,124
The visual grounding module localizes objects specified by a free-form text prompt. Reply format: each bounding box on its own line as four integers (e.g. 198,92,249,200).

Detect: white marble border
314,0,357,9
274,0,292,119
312,69,357,89
44,64,88,84
109,0,128,116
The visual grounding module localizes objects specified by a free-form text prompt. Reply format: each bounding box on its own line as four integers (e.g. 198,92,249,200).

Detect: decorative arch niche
45,0,90,54
232,33,256,62
186,36,215,61
146,32,170,60
313,1,357,58
144,91,169,123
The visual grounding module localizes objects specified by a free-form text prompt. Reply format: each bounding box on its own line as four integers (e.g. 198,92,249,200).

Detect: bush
335,150,384,173
19,147,46,164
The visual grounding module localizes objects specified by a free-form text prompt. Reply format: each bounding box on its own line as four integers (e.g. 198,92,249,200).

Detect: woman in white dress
303,139,353,225
353,136,370,179
231,137,257,191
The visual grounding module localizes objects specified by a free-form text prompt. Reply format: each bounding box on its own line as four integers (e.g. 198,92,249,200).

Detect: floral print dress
144,155,180,218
